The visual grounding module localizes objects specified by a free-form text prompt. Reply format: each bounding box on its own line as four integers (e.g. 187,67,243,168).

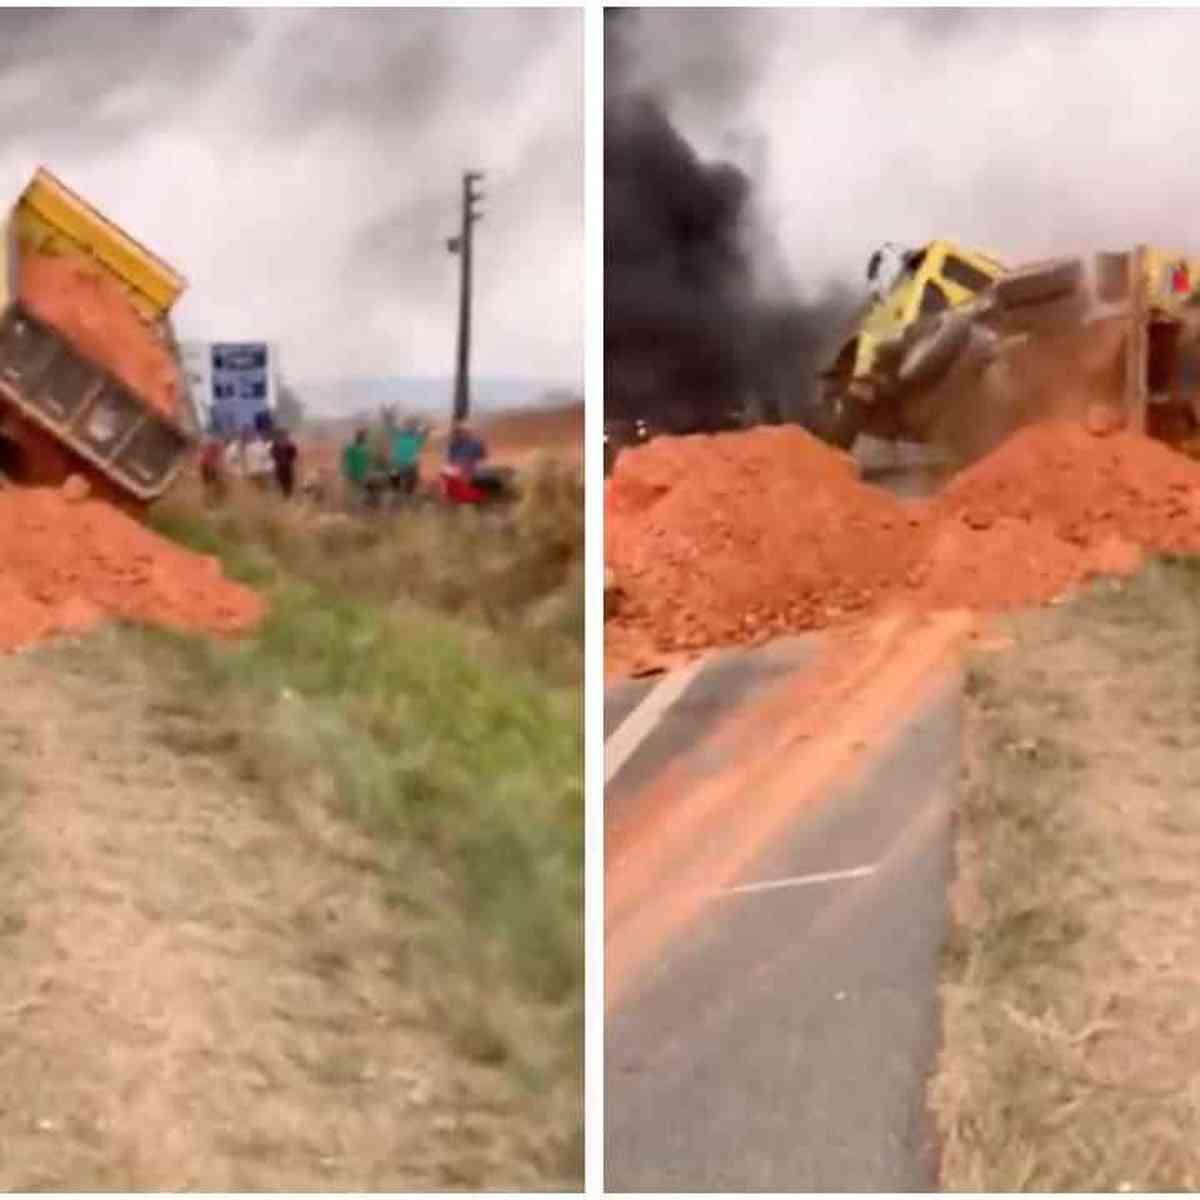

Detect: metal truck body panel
0,168,195,502
13,168,186,319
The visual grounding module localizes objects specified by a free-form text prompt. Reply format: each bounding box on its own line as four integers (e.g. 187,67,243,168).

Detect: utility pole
447,170,484,423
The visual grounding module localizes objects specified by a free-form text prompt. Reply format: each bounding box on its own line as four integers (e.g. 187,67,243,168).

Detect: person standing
271,427,299,499
224,429,248,484
446,420,487,477
389,416,429,498
199,435,225,504
342,428,371,508
247,429,274,490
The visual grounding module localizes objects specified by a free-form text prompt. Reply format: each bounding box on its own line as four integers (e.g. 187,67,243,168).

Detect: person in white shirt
245,432,273,489
223,432,246,480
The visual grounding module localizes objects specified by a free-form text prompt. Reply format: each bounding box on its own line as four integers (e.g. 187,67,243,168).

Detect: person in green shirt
342,429,371,507
388,417,429,497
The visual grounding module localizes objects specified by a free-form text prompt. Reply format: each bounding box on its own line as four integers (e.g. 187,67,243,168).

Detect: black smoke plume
604,10,857,434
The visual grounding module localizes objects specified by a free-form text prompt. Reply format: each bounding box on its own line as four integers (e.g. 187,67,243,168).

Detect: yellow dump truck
814,238,1086,449
0,167,197,503
814,237,1200,459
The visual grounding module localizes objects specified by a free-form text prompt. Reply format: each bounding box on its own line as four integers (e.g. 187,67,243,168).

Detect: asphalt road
605,644,961,1192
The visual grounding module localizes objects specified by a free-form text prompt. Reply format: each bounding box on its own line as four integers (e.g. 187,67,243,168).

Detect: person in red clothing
199,435,225,504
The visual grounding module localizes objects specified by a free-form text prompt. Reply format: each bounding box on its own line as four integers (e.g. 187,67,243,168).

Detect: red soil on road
605,427,929,670
606,420,1200,677
605,607,975,1008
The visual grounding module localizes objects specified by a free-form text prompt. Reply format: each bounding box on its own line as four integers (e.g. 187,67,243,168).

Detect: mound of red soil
911,420,1200,611
18,252,181,423
0,480,266,652
605,426,933,657
606,419,1200,676
935,420,1200,551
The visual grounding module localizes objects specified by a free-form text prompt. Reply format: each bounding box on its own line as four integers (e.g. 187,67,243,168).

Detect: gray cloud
0,9,249,150
257,8,564,141
0,7,581,392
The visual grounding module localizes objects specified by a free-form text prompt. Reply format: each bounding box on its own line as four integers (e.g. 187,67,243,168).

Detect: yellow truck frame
1104,244,1200,445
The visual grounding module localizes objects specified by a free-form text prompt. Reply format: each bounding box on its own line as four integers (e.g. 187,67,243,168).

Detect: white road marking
718,863,878,897
605,657,708,784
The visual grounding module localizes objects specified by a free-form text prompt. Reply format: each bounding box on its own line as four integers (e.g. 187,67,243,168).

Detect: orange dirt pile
0,479,266,652
606,419,1200,676
605,426,933,659
19,252,181,422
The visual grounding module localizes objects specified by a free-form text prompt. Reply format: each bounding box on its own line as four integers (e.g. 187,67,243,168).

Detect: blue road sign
210,342,271,434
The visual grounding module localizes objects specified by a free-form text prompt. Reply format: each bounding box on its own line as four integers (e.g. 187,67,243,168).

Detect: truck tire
814,385,865,450
897,314,973,391
994,257,1084,311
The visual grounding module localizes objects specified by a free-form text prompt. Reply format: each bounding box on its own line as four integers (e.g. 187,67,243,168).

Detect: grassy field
145,458,584,1184
931,558,1200,1191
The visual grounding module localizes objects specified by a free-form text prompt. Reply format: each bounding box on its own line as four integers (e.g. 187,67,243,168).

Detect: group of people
199,425,299,502
340,417,497,507
197,411,500,511
341,416,432,507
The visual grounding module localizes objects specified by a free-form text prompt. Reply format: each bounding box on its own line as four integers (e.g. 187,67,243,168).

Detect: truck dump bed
0,168,197,502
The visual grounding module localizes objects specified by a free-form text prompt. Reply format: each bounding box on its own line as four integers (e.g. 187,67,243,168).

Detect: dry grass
147,458,582,1183
0,454,583,1188
932,558,1200,1190
155,455,583,685
0,640,573,1190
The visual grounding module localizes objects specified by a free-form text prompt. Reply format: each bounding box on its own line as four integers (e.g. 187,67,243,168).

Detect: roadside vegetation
141,457,584,1185
931,558,1200,1191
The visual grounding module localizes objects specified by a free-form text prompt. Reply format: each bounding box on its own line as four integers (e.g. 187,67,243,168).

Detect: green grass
138,465,583,1178
153,457,583,685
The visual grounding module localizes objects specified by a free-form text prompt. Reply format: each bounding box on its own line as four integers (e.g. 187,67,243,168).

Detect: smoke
607,6,1200,434
604,10,855,433
639,8,1200,294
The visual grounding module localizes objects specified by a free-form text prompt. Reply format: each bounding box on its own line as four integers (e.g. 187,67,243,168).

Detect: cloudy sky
0,7,581,388
622,8,1200,304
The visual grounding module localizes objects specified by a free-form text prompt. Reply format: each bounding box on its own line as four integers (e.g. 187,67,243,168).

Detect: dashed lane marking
717,863,878,897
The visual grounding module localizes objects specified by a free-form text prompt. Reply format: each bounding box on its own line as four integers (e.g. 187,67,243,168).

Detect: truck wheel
814,385,865,450
994,257,1084,311
0,433,26,482
897,315,973,391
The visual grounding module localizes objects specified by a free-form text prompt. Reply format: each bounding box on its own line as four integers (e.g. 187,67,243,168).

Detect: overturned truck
0,168,198,506
813,239,1200,460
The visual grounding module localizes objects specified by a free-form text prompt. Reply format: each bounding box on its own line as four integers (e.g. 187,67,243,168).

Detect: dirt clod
1085,402,1125,436
61,474,90,503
